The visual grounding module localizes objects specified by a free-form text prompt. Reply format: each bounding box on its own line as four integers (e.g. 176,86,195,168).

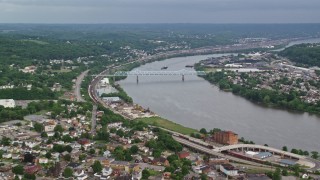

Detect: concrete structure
213,131,238,145
0,99,15,108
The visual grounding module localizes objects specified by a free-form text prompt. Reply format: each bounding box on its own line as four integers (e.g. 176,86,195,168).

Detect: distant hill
280,43,320,67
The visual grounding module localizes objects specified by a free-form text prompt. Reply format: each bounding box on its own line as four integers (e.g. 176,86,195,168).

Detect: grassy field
135,116,198,135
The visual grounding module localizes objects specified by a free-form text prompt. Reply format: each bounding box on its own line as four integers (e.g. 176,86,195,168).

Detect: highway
75,70,89,102
172,136,271,168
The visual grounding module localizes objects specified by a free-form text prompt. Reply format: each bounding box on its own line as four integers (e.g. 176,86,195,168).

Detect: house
24,165,41,174
162,172,171,179
2,153,12,159
219,164,238,177
38,158,49,164
103,150,111,158
110,161,130,172
178,151,190,159
44,121,56,132
12,154,21,160
102,167,113,177
152,157,170,167
74,169,85,177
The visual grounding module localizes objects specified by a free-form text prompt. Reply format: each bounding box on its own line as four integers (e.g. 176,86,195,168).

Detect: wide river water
119,39,320,151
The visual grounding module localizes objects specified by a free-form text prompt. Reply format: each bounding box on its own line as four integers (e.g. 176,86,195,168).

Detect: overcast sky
0,0,319,23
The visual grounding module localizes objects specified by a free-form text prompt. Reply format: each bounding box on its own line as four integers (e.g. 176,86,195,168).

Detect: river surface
119,39,320,152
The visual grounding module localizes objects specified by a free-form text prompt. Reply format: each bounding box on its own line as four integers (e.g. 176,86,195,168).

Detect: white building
2,153,12,159
0,99,15,108
38,158,49,164
102,167,113,177
220,164,238,177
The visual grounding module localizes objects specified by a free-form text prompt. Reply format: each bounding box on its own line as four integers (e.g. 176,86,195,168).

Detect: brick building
213,131,238,145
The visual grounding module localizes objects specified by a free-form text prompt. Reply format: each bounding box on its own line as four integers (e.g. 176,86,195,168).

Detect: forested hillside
280,43,320,67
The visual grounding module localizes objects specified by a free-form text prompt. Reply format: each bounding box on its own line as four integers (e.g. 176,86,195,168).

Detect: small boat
185,65,194,68
161,66,168,70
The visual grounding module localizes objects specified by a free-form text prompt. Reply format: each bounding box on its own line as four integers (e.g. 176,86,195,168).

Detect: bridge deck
93,69,206,77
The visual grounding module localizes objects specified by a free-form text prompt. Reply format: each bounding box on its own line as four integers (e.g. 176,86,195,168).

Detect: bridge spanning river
93,69,206,83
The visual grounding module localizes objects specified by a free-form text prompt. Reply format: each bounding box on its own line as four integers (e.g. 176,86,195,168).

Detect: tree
33,122,44,133
91,160,102,173
273,168,281,180
41,132,48,138
0,136,11,146
64,145,73,153
116,129,125,137
12,165,24,175
79,154,86,161
45,152,52,159
130,145,139,154
153,149,162,158
23,173,36,180
282,146,288,152
52,144,65,153
282,169,288,176
89,148,95,155
311,151,319,159
62,135,73,143
54,124,64,133
167,154,179,163
142,169,150,179
200,128,207,134
63,167,73,178
64,154,71,161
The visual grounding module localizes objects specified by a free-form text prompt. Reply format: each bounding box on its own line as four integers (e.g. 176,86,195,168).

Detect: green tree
62,135,73,143
23,173,36,180
33,122,44,133
91,160,102,173
142,169,150,179
12,165,24,175
282,169,288,176
64,154,71,161
41,132,48,138
63,167,73,178
0,136,11,146
282,146,288,151
45,152,52,159
199,128,207,134
79,154,86,161
54,124,64,133
130,145,139,154
89,148,96,155
64,145,73,153
273,168,281,180
116,129,125,137
311,151,319,159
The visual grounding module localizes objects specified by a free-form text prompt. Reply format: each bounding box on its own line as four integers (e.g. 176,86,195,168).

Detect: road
75,70,89,102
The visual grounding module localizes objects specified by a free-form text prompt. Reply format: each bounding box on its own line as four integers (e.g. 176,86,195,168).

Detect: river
119,40,320,152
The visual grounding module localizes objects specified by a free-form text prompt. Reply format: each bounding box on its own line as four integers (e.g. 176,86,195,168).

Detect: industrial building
213,131,238,145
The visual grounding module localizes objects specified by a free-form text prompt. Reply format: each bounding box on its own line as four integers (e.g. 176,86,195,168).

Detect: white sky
0,0,319,23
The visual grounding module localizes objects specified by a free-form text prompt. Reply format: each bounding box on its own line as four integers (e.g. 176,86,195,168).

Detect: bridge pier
136,75,139,84
182,75,185,82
